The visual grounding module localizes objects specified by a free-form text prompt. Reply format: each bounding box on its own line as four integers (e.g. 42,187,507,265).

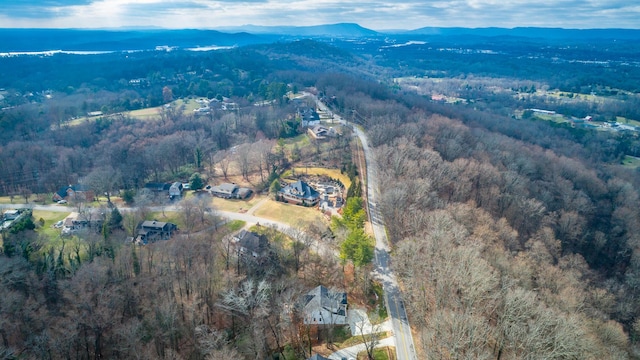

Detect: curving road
3,96,418,358
312,94,418,360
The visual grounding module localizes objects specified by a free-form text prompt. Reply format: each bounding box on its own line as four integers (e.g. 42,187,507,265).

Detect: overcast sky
1,0,639,30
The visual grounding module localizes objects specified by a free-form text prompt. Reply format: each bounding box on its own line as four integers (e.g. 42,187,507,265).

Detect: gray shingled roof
281,180,319,200
303,285,347,316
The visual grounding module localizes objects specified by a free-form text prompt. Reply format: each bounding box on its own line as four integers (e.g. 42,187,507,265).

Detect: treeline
0,100,307,196
0,214,344,359
360,36,640,94
320,76,640,355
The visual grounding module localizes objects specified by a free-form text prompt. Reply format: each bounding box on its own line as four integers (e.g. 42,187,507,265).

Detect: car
54,220,64,228
57,200,67,204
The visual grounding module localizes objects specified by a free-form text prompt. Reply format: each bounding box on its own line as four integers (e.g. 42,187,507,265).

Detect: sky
1,0,639,30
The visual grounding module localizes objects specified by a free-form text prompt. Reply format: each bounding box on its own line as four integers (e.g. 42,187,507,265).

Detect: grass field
282,133,311,153
622,155,640,169
147,211,185,229
33,210,70,238
212,194,263,212
253,199,325,227
290,167,352,189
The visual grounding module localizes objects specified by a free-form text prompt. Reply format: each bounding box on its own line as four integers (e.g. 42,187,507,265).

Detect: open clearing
623,155,640,169
253,199,325,226
290,167,352,189
211,194,264,213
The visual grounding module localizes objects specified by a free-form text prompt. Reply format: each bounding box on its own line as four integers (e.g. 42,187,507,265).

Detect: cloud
1,0,639,29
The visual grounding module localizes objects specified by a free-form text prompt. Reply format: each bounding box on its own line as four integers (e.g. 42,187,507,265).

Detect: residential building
52,184,94,202
210,183,253,199
232,229,269,258
299,107,320,127
303,285,348,325
169,182,183,198
144,182,171,193
136,220,178,244
279,180,320,206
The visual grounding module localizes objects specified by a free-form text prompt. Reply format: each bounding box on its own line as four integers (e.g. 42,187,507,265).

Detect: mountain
405,27,640,40
216,23,379,38
0,28,271,52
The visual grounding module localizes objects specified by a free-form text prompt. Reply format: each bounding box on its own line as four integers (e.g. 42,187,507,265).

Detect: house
210,183,253,199
299,107,320,127
2,209,21,221
279,180,320,206
53,184,94,202
210,183,239,198
136,220,178,244
232,230,269,258
169,182,183,198
144,182,171,193
61,212,104,236
303,285,348,325
1,209,27,230
308,125,329,140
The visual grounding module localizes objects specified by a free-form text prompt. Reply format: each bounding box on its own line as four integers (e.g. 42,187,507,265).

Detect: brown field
211,194,264,213
125,106,161,120
290,167,351,189
253,199,325,226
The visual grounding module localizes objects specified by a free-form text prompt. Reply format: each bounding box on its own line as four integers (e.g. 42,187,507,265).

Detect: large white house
302,285,348,325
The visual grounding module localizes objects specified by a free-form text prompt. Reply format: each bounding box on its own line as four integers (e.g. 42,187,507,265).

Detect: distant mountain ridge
216,23,379,37
406,27,640,40
1,25,638,53
0,28,270,52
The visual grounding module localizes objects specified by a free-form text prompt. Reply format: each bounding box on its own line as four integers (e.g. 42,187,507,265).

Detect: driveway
327,336,395,360
347,308,392,336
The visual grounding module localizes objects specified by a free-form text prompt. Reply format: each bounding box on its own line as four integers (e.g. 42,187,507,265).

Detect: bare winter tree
218,279,271,358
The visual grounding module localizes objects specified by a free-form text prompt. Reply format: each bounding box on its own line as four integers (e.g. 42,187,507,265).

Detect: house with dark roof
303,285,348,325
232,229,269,258
210,183,253,199
52,184,94,202
299,107,320,127
136,220,178,244
308,125,329,140
279,180,320,206
169,182,183,198
144,182,171,193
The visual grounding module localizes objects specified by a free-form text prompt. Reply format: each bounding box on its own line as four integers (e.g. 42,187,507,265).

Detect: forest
1,29,640,359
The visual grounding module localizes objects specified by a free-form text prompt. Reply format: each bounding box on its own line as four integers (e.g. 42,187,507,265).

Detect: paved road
5,96,418,358
312,93,418,360
0,201,336,258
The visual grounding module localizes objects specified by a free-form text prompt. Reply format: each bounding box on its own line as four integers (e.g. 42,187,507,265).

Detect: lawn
211,194,263,212
33,210,70,239
126,106,161,120
282,133,311,152
358,347,395,360
147,211,185,229
253,199,325,227
289,167,351,189
622,155,640,169
0,193,50,204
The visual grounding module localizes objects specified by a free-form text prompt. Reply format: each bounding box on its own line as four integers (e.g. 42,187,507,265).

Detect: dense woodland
1,31,640,358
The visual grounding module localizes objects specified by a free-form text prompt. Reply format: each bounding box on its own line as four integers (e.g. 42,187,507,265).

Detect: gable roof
280,180,319,200
211,183,238,194
234,229,269,253
303,285,347,315
55,184,91,199
144,182,171,191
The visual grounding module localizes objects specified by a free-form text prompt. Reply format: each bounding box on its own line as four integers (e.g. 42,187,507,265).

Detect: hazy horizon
1,1,639,31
